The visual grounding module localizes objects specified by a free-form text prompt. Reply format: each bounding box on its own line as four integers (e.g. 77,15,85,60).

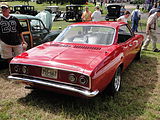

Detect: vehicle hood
35,10,53,30
12,42,117,75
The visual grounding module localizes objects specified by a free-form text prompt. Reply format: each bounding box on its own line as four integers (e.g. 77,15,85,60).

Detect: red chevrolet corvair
8,21,144,98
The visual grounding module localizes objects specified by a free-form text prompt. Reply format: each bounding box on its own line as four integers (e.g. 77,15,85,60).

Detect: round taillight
22,66,27,74
14,65,19,72
79,76,88,85
68,74,77,83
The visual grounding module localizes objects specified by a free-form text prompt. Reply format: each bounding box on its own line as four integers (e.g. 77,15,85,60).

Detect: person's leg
0,41,13,64
150,30,158,51
0,41,13,59
131,20,135,32
142,34,151,50
135,19,139,32
12,44,23,57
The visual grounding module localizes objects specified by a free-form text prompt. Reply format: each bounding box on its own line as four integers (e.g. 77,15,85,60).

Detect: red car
8,21,144,98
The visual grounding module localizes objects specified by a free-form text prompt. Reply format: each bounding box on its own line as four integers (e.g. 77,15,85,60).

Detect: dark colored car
45,6,62,20
63,5,83,22
105,4,122,21
0,13,61,68
13,14,60,49
11,5,38,16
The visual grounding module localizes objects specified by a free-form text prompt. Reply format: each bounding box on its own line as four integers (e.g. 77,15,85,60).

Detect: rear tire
134,49,141,61
107,67,121,96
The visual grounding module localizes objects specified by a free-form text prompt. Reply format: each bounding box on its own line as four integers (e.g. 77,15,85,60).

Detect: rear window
55,25,115,45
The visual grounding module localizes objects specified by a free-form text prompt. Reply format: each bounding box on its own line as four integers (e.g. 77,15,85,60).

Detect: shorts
0,41,23,59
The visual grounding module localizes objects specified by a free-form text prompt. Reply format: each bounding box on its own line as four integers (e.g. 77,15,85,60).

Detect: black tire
134,49,141,61
0,57,9,69
63,13,68,22
107,67,121,96
64,19,69,22
105,17,109,21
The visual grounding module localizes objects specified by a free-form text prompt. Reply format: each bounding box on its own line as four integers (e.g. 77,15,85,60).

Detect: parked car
105,4,122,21
63,5,83,22
11,5,38,16
0,13,61,68
45,6,62,20
8,21,144,98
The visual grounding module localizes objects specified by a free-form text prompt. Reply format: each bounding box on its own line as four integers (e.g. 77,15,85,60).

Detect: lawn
0,1,160,120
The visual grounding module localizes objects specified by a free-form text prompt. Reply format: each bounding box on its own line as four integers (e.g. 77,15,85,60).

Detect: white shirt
147,12,158,30
91,10,102,21
131,9,141,18
117,16,128,23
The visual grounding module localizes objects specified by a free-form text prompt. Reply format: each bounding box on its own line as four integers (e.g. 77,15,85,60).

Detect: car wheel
63,13,68,22
64,19,69,22
105,17,109,21
107,67,121,96
15,11,20,14
134,49,141,61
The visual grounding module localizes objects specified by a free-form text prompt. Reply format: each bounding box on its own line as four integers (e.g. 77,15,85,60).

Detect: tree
70,0,87,4
22,0,30,5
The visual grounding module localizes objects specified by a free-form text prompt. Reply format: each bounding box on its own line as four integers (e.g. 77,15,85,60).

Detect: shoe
153,48,160,52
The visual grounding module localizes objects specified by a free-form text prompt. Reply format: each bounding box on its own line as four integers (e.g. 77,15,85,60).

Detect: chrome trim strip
9,64,91,89
10,73,91,90
8,76,99,97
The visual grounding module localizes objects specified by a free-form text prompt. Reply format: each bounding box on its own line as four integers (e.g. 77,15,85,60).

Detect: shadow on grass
18,55,158,120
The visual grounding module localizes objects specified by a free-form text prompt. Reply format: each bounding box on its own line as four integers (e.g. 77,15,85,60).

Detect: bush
132,0,145,4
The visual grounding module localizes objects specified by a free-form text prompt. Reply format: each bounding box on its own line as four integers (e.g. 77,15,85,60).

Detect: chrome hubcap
114,69,121,91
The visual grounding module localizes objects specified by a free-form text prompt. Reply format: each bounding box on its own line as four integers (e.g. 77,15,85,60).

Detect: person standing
91,5,102,21
131,5,141,32
81,6,92,22
0,3,25,63
120,5,126,16
117,11,131,23
149,3,158,16
142,10,160,52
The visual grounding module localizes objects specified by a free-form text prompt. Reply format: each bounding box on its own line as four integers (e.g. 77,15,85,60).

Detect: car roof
70,21,126,29
0,14,39,20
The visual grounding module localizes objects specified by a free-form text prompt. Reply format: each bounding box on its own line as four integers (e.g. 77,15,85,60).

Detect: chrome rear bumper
8,76,99,97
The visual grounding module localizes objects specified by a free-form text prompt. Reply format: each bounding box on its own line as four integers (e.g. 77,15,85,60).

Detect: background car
8,21,144,98
63,5,83,22
105,4,122,21
10,5,38,16
0,13,61,68
45,6,62,21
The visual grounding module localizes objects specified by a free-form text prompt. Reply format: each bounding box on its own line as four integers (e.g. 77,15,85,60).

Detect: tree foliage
133,0,145,4
36,0,87,5
70,0,87,4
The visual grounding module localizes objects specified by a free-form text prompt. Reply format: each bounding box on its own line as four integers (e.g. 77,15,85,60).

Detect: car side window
118,25,133,43
19,20,29,32
30,19,44,32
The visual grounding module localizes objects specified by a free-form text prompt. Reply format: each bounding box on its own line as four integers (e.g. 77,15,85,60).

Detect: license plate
41,68,58,79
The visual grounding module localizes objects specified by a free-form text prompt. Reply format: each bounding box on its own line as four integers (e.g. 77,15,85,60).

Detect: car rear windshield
54,25,115,45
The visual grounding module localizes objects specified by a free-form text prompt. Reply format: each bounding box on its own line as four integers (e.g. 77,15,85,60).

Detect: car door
125,24,140,60
19,19,33,49
30,19,49,47
117,25,135,68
